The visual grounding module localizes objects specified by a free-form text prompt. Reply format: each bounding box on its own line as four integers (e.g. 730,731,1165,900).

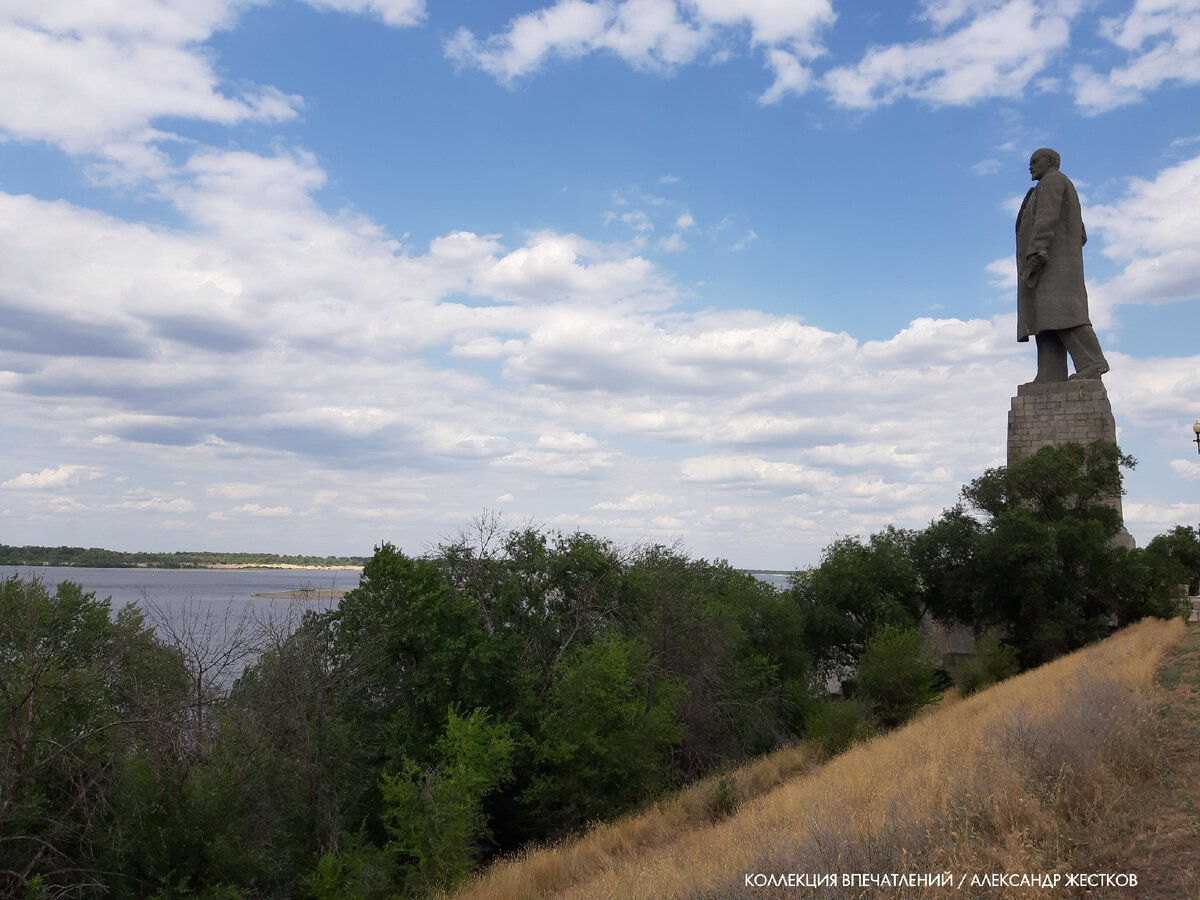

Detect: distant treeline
0,544,368,569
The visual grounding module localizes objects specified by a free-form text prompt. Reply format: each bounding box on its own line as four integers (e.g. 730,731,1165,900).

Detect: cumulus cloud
986,256,1018,289
1072,0,1200,113
445,0,834,102
0,0,300,161
229,503,295,517
823,0,1074,108
117,496,196,513
207,483,265,499
1087,152,1200,307
0,0,427,183
3,0,1195,566
1170,458,1200,480
731,229,757,251
301,0,426,27
1,465,101,490
591,492,668,510
1125,499,1200,533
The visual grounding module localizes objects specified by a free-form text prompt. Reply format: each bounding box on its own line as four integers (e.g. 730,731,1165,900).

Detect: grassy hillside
455,617,1190,899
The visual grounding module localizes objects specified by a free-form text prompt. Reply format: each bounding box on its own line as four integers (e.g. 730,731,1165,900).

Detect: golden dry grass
454,617,1187,899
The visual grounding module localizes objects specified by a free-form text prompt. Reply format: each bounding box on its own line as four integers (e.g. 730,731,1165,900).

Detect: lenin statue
1015,148,1109,383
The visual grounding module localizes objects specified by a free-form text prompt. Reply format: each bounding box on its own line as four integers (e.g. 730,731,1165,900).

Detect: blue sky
1,0,1198,568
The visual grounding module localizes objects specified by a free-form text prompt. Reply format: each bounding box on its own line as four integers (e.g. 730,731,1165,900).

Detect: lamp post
1195,420,1200,455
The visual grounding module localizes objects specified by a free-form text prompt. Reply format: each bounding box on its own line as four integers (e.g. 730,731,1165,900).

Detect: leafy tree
333,543,493,769
307,830,391,900
1146,525,1200,597
788,526,925,680
523,634,686,833
0,576,187,896
910,505,985,627
855,624,942,728
379,707,514,896
954,441,1179,666
622,546,810,772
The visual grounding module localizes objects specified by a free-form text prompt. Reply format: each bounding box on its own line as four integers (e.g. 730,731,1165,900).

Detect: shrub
956,635,1021,697
856,624,942,728
705,765,739,822
803,696,875,758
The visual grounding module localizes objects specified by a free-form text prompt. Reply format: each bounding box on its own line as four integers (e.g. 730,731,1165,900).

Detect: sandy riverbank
206,564,363,570
251,589,351,599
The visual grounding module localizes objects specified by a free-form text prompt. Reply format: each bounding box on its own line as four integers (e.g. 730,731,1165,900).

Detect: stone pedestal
1008,378,1134,547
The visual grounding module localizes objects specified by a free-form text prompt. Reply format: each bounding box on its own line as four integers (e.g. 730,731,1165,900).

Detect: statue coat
1015,169,1091,342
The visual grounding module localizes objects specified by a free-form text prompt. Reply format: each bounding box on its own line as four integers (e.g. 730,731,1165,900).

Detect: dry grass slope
454,617,1187,899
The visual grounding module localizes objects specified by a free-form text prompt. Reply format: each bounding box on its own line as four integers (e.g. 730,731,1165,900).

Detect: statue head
1029,148,1061,181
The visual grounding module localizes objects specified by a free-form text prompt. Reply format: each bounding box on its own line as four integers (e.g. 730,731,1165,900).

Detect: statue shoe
1068,362,1110,381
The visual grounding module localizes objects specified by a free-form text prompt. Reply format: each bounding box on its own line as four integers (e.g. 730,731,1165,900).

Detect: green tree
379,707,514,896
622,546,810,772
855,624,942,728
0,576,188,896
523,635,686,833
1146,525,1200,597
956,441,1179,666
788,526,925,681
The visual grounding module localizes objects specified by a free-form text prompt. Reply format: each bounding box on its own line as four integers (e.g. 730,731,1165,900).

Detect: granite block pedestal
1007,378,1134,547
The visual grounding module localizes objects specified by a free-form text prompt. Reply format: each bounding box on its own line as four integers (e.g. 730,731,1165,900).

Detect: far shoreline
204,563,364,571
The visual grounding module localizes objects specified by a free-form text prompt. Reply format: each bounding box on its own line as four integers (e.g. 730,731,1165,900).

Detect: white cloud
681,455,818,487
0,0,426,182
301,0,426,28
1087,153,1200,307
986,256,1018,289
758,47,815,104
919,0,1011,31
3,0,1195,575
445,0,617,82
1124,499,1200,532
535,431,601,451
117,496,196,513
591,492,668,511
445,0,834,100
823,0,1074,108
1170,458,1200,480
480,232,664,303
229,503,294,517
1,465,100,490
1104,353,1200,435
1072,0,1200,113
207,483,265,499
731,229,757,250
0,0,301,160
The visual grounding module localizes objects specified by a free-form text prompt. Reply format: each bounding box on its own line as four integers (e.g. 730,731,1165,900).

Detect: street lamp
1194,420,1200,455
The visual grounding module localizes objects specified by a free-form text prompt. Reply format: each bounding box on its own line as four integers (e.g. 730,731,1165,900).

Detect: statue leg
1032,331,1069,383
1061,324,1110,380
